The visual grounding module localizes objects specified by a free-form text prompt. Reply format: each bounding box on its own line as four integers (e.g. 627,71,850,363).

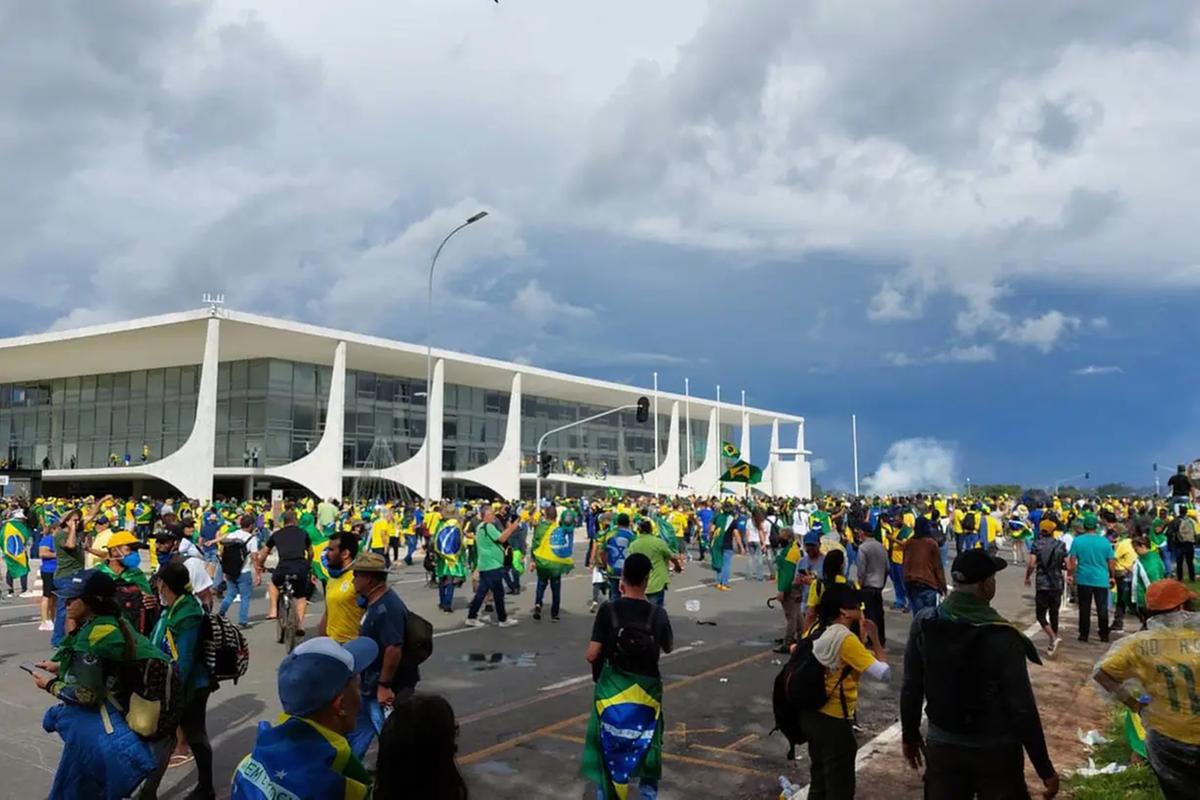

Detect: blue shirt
1069,533,1114,588
359,589,418,692
698,508,714,534
38,533,56,573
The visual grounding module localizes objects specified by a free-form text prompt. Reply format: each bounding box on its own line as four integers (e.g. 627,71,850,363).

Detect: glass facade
2,358,735,481
1,367,200,470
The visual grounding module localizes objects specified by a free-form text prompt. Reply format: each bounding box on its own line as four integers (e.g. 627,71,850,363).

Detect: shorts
272,565,314,600
41,571,56,598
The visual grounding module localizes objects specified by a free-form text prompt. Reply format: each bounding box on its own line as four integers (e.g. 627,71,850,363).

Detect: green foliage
968,483,1023,498
1093,482,1137,497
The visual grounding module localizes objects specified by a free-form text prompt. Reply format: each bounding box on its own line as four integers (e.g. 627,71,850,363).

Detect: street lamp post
424,211,489,502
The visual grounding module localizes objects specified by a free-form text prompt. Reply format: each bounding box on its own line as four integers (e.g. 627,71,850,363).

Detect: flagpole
684,378,693,479
852,413,860,497
741,389,747,498
716,384,722,497
653,371,660,498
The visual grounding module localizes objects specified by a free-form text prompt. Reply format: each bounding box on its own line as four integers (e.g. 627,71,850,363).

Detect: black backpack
220,537,249,579
771,627,852,759
200,612,250,687
607,602,660,674
114,582,161,637
402,610,433,669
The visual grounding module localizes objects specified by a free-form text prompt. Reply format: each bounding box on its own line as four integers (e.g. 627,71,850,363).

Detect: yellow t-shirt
86,529,114,569
1099,625,1200,744
668,511,688,539
324,570,361,644
370,519,393,550
819,630,878,719
1113,539,1138,573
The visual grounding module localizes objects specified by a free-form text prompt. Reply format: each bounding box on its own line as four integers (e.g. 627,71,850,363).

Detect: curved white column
265,341,346,499
641,400,679,494
451,372,521,499
757,417,781,495
375,358,444,499
142,316,220,501
682,407,719,495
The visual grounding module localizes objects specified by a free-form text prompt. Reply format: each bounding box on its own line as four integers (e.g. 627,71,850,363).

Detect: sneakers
532,604,542,621
551,615,560,622
37,621,54,632
588,601,598,613
716,584,731,592
1047,637,1061,658
464,617,486,628
498,618,519,628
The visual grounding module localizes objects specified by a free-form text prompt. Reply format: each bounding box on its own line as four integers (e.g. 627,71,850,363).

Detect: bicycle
276,573,301,653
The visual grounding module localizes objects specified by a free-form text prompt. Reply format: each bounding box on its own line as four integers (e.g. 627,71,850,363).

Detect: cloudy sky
4,1,1199,491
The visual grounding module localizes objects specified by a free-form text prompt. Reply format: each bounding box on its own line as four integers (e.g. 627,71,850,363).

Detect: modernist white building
0,307,812,502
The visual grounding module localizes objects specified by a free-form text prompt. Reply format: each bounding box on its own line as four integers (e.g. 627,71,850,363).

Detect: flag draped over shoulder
581,662,663,800
708,513,729,573
435,522,467,579
300,512,329,582
721,441,740,460
652,515,676,552
532,521,574,577
720,460,762,485
2,518,30,579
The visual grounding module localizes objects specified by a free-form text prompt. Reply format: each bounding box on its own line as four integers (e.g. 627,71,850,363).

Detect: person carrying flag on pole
3,505,32,601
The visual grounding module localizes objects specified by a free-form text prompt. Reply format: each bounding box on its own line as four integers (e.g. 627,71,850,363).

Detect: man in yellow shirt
1095,579,1199,798
318,532,362,644
370,508,394,569
1111,528,1138,633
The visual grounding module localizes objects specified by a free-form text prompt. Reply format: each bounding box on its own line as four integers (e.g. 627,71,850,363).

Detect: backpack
114,583,160,637
402,610,433,669
770,629,852,759
768,516,783,549
118,620,184,742
219,536,249,579
200,612,249,686
607,601,659,674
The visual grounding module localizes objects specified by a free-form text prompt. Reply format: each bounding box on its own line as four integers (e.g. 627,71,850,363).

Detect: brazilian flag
1124,708,1147,759
435,521,467,580
2,518,31,580
531,520,574,578
708,512,730,573
300,511,330,582
721,441,740,460
720,460,762,485
581,662,663,799
652,515,677,553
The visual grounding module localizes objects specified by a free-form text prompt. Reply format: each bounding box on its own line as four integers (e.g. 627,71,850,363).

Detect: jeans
746,542,763,580
1176,541,1196,582
138,688,213,799
504,565,522,594
860,586,886,645
218,571,253,625
1160,544,1175,576
889,563,908,608
608,577,622,599
1112,576,1132,630
718,550,733,586
438,577,455,609
1146,729,1200,800
592,580,608,604
907,585,939,615
1076,584,1110,641
51,576,69,646
348,693,387,761
535,574,562,617
405,535,418,565
597,780,657,800
924,740,1030,799
388,537,401,564
646,589,665,607
799,710,857,799
468,568,508,622
372,546,390,569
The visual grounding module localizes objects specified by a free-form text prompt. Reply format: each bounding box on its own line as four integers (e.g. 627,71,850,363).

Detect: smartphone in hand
20,661,54,679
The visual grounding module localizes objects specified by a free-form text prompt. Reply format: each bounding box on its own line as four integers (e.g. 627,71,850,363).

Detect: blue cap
277,636,379,716
803,531,822,546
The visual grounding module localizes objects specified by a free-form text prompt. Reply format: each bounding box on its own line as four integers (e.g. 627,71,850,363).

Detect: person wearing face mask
901,549,1059,800
98,531,160,636
231,636,378,800
154,525,214,611
317,532,361,644
139,561,214,800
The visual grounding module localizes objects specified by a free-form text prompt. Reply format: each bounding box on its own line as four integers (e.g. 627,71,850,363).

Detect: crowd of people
2,483,1198,799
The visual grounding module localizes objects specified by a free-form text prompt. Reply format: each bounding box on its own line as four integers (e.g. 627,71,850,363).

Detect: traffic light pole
535,403,641,511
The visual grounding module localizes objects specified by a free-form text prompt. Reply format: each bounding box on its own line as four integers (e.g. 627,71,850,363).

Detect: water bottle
778,775,802,799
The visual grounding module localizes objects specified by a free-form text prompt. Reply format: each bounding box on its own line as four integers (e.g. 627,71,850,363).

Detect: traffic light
538,451,553,478
636,396,650,423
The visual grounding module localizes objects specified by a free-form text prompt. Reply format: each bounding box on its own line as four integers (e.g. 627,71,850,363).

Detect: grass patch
1062,708,1163,799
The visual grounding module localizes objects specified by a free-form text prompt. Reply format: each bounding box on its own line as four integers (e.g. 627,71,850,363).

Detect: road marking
460,648,776,765
686,742,769,761
433,625,486,639
721,733,759,751
535,645,696,692
545,732,776,778
676,577,745,593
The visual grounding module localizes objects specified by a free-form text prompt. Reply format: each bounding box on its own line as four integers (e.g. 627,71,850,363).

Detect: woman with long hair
375,694,468,800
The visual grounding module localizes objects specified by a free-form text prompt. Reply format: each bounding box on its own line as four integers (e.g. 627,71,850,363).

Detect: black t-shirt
267,525,309,569
1168,473,1191,497
590,597,673,680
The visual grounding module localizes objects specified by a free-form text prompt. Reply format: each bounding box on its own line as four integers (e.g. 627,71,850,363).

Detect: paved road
0,544,1039,800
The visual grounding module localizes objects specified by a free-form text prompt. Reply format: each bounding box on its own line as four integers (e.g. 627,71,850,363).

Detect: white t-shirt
176,539,214,594
746,519,767,545
221,529,260,554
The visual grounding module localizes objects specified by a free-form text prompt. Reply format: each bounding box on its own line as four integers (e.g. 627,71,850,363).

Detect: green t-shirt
53,529,85,579
627,533,674,594
476,522,506,572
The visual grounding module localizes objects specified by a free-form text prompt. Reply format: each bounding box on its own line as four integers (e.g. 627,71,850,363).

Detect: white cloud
885,344,995,367
512,279,595,322
999,310,1081,353
862,438,958,494
809,457,828,474
1090,317,1110,329
1073,365,1123,376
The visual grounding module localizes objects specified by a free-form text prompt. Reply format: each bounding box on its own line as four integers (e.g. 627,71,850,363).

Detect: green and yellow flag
2,517,31,580
720,460,762,485
581,662,663,799
721,441,741,460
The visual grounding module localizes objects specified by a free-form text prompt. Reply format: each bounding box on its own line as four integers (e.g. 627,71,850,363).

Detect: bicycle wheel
284,598,299,653
276,596,287,644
